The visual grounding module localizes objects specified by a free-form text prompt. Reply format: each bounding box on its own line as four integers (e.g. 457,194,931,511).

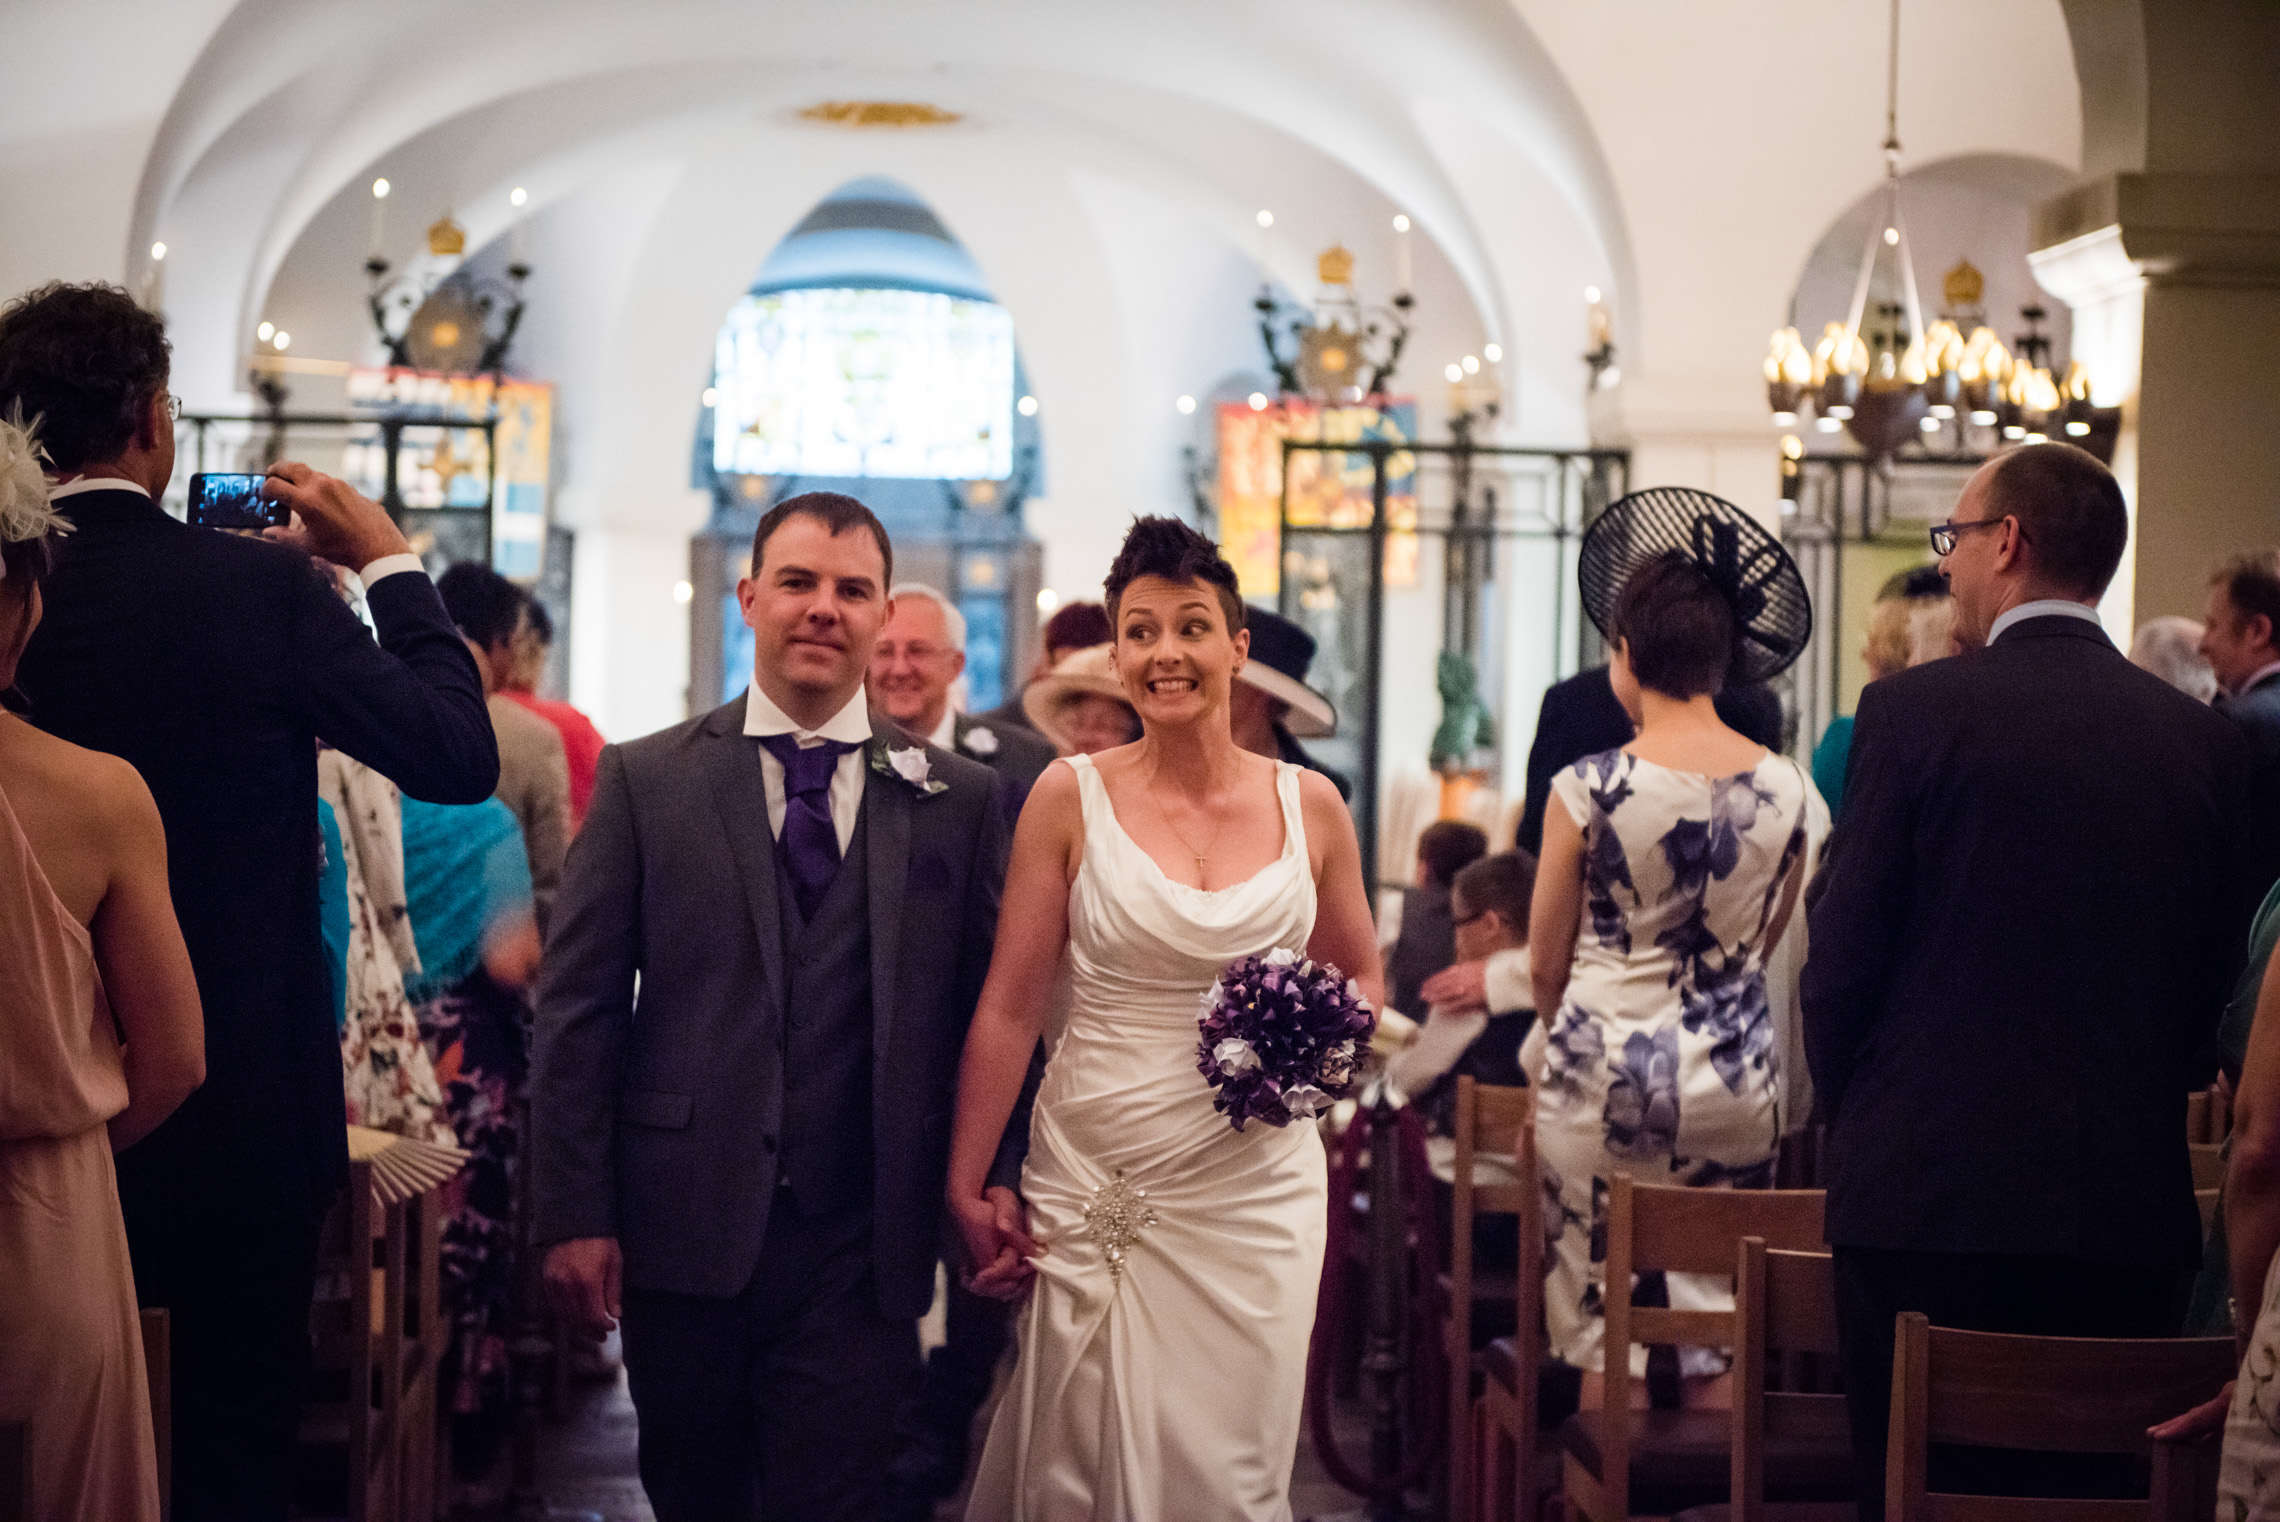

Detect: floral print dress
1538,748,1808,1374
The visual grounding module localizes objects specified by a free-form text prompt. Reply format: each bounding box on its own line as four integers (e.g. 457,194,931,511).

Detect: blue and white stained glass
712,288,1015,481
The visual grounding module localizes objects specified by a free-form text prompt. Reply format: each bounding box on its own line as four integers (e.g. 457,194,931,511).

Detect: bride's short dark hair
1104,516,1246,633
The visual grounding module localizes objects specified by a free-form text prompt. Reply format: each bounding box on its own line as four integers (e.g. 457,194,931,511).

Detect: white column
559,483,709,743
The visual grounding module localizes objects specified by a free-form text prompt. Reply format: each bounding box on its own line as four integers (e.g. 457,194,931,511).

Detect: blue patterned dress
1538,748,1808,1373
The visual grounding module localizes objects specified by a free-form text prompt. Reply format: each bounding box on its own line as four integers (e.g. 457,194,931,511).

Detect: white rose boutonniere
870,738,949,795
959,724,999,758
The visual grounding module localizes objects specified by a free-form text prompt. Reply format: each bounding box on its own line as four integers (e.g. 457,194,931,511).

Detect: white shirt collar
1988,598,2102,646
2236,659,2280,698
742,680,872,746
48,475,151,502
927,707,958,749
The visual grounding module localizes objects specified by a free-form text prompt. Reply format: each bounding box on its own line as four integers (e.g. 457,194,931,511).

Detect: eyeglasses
1929,516,2012,557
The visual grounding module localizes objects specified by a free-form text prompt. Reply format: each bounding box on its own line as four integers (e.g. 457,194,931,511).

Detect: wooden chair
1447,1078,1546,1522
2188,1142,2226,1192
299,1158,447,1522
141,1307,170,1522
2186,1085,2231,1145
1562,1178,1846,1522
1885,1312,2234,1521
2197,1188,2221,1235
1673,1242,1854,1522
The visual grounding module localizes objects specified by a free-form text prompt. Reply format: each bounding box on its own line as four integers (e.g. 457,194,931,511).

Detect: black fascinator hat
1578,486,1812,685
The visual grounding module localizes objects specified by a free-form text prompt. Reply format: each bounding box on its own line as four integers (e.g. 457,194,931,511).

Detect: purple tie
758,734,857,920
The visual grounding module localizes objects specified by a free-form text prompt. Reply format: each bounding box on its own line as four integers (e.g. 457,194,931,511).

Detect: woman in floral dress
1531,548,1811,1404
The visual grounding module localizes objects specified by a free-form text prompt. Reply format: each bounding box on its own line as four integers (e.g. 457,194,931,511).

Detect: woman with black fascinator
1529,489,1815,1413
946,515,1382,1517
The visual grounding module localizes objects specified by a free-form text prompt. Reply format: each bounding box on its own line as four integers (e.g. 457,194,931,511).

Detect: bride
946,516,1382,1520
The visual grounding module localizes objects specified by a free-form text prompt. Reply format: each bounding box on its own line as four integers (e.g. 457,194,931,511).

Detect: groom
532,492,1032,1520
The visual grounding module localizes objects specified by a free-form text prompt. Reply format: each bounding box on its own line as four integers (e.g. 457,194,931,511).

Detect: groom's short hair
750,491,894,587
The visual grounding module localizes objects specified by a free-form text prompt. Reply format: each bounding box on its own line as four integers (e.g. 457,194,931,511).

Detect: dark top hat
1238,606,1337,738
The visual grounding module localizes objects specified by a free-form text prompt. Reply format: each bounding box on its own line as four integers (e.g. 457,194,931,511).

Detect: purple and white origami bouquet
1196,947,1376,1131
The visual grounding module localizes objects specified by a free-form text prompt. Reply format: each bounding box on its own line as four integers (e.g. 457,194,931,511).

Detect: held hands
545,1236,624,1338
950,1184,1044,1302
259,461,413,573
1420,959,1490,1013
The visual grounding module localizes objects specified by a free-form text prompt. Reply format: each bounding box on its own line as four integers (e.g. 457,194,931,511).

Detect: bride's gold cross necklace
1146,778,1226,882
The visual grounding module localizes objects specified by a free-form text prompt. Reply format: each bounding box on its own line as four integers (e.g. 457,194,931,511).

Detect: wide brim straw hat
1578,486,1813,686
1234,606,1337,739
1021,645,1136,752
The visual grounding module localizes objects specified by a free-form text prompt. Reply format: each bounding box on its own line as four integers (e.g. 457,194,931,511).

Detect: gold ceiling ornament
798,100,964,129
1943,259,1985,312
1316,244,1355,286
425,215,466,258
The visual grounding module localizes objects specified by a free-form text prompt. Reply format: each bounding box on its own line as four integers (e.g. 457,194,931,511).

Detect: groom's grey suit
531,694,1027,1519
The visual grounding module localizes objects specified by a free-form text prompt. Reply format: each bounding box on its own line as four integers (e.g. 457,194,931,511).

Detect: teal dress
1810,716,1854,823
2184,877,2280,1335
317,801,350,1030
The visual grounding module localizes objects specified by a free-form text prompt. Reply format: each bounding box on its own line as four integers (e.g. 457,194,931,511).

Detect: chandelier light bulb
2066,420,2091,436
1483,344,1502,363
672,580,694,605
272,330,291,351
1816,416,1843,433
1444,363,1463,384
1583,285,1602,304
1391,214,1410,232
1175,395,1196,414
257,321,274,341
510,186,528,208
1247,392,1269,412
1971,409,1998,426
1771,411,1797,427
1036,588,1061,614
150,242,167,262
1462,355,1480,375
701,387,719,408
371,178,390,200
1883,226,1899,246
1255,210,1274,229
1919,415,1941,432
1017,395,1039,417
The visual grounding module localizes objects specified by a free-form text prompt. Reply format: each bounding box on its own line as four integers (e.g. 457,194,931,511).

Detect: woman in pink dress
0,419,204,1522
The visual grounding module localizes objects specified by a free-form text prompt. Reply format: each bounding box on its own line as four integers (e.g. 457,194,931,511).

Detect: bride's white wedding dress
967,753,1326,1521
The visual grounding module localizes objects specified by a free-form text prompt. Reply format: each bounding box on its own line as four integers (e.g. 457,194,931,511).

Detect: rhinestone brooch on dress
1082,1170,1158,1281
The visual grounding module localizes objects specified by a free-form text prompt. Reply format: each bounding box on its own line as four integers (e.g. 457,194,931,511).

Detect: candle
1256,208,1274,281
145,241,165,317
368,177,391,258
1392,214,1413,295
509,186,529,266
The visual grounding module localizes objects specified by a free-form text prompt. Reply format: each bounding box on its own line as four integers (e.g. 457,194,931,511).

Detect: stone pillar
2030,173,2280,625
556,482,710,743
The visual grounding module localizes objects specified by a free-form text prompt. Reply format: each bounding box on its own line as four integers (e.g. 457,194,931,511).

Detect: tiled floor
530,1359,1399,1521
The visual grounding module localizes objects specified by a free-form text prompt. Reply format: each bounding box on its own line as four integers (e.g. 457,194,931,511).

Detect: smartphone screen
187,472,288,531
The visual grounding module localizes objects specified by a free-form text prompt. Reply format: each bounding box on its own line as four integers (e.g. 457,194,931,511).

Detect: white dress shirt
927,706,959,749
1988,597,2102,645
2236,659,2280,699
742,680,873,853
47,475,423,588
1385,944,1535,1100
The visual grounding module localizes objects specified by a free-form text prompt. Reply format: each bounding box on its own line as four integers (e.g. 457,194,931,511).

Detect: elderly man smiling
871,582,1055,801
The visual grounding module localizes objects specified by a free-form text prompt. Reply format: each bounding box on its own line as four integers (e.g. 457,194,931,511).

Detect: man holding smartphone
0,282,499,1522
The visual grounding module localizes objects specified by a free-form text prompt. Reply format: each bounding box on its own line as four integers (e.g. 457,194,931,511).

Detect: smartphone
187,472,289,530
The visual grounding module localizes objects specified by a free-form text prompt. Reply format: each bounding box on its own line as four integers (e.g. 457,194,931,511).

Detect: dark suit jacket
1802,614,2250,1266
1516,665,1784,853
952,711,1056,802
16,488,497,1221
2224,671,2280,901
530,700,1029,1316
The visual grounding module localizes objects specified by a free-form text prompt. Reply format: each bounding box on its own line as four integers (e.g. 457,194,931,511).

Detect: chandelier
1761,0,2115,462
1258,241,1412,404
362,178,532,376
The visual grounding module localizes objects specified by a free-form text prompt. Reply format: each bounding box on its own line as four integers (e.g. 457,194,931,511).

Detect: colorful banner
343,366,553,580
1215,399,1418,596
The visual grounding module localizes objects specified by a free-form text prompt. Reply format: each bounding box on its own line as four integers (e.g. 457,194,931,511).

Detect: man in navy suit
2201,550,2280,898
0,281,498,1521
1804,443,2248,1518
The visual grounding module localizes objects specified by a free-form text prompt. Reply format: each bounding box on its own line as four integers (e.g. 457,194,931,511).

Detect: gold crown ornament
1316,245,1355,286
1943,259,1984,312
426,216,467,258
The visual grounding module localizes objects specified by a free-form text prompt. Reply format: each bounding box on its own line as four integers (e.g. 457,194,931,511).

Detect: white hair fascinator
0,408,66,580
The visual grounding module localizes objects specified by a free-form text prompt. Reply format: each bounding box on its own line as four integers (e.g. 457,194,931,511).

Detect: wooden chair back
1572,1178,1826,1521
1447,1077,1538,1519
1886,1311,2234,1521
2188,1143,2225,1192
1730,1241,1848,1522
2186,1086,2231,1145
2197,1188,2220,1235
141,1306,170,1521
